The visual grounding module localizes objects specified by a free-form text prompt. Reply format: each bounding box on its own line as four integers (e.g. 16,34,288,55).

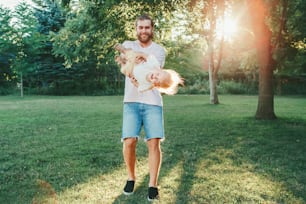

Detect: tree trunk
209,69,219,104
20,72,24,98
247,0,277,120
208,47,219,104
256,61,276,119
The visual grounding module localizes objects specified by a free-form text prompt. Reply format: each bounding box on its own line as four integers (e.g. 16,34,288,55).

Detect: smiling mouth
141,34,149,38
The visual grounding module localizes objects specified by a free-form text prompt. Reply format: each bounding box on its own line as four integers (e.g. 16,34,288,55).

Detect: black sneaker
123,180,135,195
147,187,159,201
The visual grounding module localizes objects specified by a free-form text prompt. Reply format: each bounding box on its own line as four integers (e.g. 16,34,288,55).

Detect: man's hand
135,53,147,64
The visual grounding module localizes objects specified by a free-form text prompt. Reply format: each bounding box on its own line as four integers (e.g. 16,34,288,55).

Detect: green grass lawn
0,95,305,204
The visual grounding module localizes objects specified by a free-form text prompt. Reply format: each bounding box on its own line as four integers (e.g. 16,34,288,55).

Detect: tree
0,7,16,94
52,0,179,66
188,0,236,104
51,0,180,94
246,0,277,119
32,0,66,90
246,0,306,119
205,0,226,104
272,0,306,94
11,2,45,97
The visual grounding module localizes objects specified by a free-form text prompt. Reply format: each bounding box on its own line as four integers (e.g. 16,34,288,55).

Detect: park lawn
0,95,305,204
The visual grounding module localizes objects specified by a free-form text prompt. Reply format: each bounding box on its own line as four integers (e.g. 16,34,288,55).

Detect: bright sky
0,0,33,9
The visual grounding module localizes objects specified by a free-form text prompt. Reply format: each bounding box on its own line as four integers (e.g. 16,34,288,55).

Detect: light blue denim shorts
122,102,164,141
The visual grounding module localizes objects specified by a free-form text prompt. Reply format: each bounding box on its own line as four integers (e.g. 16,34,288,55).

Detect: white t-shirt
133,55,160,92
122,40,166,106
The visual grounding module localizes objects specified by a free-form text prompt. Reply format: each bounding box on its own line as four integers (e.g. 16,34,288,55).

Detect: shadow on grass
231,117,306,202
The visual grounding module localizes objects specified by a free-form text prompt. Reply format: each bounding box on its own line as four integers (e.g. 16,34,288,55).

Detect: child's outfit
133,54,160,92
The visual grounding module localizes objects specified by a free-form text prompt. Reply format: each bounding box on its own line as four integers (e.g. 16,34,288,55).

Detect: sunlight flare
216,17,238,41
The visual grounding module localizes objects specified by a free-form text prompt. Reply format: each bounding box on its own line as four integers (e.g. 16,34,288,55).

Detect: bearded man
119,14,166,202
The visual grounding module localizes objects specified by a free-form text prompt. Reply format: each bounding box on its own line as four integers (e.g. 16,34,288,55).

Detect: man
120,14,166,201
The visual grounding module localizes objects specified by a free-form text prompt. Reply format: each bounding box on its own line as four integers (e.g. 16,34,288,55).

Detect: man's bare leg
147,138,162,187
123,138,137,181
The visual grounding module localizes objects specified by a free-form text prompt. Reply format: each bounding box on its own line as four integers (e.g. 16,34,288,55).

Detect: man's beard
137,33,153,43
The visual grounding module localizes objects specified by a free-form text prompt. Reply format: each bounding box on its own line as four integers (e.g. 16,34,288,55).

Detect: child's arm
114,43,148,77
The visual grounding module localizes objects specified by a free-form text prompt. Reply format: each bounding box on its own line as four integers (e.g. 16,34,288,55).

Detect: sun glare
216,18,238,41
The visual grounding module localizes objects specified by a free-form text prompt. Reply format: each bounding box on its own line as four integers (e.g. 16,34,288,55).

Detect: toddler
114,43,183,95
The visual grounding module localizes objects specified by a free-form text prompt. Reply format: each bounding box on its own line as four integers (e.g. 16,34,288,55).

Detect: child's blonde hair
157,69,184,95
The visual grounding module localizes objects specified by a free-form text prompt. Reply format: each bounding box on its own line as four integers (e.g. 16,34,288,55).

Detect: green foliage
10,2,45,76
48,0,181,95
34,0,66,34
51,0,179,67
218,80,249,95
52,0,123,66
0,7,14,54
28,0,67,91
180,78,209,94
0,7,16,92
287,0,306,41
269,0,306,76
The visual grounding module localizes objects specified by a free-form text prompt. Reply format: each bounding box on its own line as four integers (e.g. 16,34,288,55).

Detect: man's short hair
136,14,154,27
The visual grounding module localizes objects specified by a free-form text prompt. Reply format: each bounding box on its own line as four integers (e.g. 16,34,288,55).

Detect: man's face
136,19,153,43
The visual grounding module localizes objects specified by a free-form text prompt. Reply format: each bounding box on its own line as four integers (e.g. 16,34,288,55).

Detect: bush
218,81,248,94
0,85,16,95
179,78,209,94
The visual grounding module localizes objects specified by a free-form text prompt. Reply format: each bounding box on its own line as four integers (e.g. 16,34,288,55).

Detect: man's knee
124,138,137,148
147,138,161,150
